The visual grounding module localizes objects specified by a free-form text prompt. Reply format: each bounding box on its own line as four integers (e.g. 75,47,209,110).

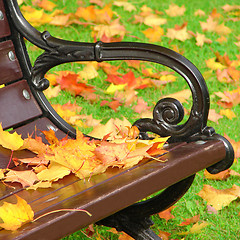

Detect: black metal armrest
5,0,233,175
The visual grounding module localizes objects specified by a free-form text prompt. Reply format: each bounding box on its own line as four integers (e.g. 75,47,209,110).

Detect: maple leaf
189,31,212,47
179,222,210,235
204,169,240,180
219,109,236,120
142,26,164,42
200,16,232,35
92,19,126,40
165,3,186,17
179,215,200,226
21,6,52,27
100,99,122,112
158,230,171,240
113,1,136,12
4,170,39,188
166,26,192,42
215,87,240,108
0,124,24,151
143,14,167,27
57,73,95,96
160,89,191,104
132,98,150,114
205,58,226,70
43,85,61,99
224,135,240,159
197,184,240,210
0,195,34,231
208,109,223,124
158,206,176,222
37,0,56,12
194,9,206,16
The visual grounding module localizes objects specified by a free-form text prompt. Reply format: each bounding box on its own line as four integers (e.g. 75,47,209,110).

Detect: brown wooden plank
0,80,42,129
14,117,71,144
0,0,11,38
0,40,23,84
0,140,226,240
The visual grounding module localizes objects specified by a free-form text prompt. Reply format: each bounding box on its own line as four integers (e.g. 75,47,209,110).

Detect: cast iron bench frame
0,0,234,239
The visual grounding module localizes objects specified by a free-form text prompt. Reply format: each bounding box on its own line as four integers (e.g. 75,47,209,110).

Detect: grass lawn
22,0,240,239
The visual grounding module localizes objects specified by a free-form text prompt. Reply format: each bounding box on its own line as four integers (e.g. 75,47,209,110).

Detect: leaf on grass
197,184,240,210
37,0,56,11
0,124,23,151
132,98,151,114
160,89,191,103
113,1,136,12
158,206,176,222
224,135,240,159
165,3,186,17
179,222,210,235
219,109,236,120
142,26,164,42
204,169,231,180
158,230,171,240
0,195,34,231
166,26,192,42
208,109,223,124
179,214,200,226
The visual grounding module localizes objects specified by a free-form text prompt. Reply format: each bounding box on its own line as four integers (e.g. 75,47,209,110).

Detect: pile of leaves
0,124,168,231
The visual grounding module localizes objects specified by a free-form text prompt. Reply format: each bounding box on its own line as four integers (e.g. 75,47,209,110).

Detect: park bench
0,0,234,239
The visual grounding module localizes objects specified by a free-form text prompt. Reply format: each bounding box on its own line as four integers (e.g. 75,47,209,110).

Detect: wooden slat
0,40,23,84
0,140,226,240
0,0,11,38
14,117,71,144
0,80,42,129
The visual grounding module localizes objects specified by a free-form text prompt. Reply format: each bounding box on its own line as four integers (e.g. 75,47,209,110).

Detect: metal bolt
195,140,206,145
0,11,4,20
8,51,15,61
47,125,57,132
22,89,31,100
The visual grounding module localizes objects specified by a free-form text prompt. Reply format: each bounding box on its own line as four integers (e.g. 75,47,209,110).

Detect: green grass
22,0,240,239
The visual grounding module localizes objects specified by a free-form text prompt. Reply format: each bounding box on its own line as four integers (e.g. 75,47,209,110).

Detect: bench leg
97,175,195,239
98,215,161,240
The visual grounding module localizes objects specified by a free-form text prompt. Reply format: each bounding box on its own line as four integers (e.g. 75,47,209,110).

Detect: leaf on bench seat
0,195,34,231
0,125,23,151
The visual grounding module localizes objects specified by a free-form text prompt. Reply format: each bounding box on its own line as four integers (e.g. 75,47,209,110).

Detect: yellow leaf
220,109,236,120
143,14,167,27
142,26,164,42
197,184,240,210
27,181,52,190
78,64,99,80
165,3,186,17
0,195,34,231
43,85,61,99
205,58,226,70
105,83,127,94
179,222,210,235
0,124,24,151
166,27,192,42
37,162,71,182
195,32,212,47
113,1,136,12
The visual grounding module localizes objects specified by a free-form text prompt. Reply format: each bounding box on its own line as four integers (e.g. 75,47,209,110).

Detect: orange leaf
37,0,56,11
0,195,34,231
166,26,192,42
197,184,240,210
142,26,164,42
5,170,39,188
204,169,231,180
158,230,171,240
179,215,200,226
158,206,176,222
208,109,223,124
0,124,23,151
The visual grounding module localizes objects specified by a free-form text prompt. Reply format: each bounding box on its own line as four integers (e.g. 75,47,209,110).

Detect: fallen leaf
219,109,236,120
165,3,186,17
158,206,176,222
179,215,200,226
0,195,34,231
143,14,167,27
208,109,223,124
5,170,39,188
194,9,206,16
132,98,150,114
37,0,56,11
113,1,136,12
224,135,240,159
160,89,191,103
158,230,171,240
0,125,24,151
166,26,192,42
197,184,240,210
142,26,164,42
179,222,210,235
204,169,231,180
